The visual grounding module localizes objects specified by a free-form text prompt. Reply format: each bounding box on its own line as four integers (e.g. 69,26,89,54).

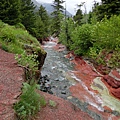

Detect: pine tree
73,9,83,25
51,0,65,36
20,0,36,33
38,5,49,37
93,0,120,20
0,0,21,25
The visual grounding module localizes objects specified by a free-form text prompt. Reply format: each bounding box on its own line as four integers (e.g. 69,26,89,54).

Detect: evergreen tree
93,0,120,20
51,0,65,36
20,0,36,33
73,9,83,25
0,0,21,25
38,5,49,37
59,17,75,48
32,15,45,40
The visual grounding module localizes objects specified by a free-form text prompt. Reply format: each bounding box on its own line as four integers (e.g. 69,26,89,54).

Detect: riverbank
0,46,92,120
41,39,120,120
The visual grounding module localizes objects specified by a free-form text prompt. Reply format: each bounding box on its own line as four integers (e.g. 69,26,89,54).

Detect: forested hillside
59,0,120,72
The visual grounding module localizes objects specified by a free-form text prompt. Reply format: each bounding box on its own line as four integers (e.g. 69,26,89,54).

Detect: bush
15,51,39,71
14,83,46,120
59,18,75,48
15,23,26,30
91,15,120,51
89,15,120,68
70,24,93,55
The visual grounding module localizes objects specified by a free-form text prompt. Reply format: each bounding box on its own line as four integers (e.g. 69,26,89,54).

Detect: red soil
0,49,24,120
36,91,93,120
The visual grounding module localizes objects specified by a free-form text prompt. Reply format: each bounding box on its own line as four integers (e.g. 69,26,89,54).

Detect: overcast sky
36,0,101,15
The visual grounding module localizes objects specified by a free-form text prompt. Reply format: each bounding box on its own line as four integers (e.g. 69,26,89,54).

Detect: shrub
91,15,120,51
49,100,57,108
89,15,120,68
108,51,120,68
70,24,93,55
15,23,26,30
15,51,39,71
59,18,75,49
14,83,46,120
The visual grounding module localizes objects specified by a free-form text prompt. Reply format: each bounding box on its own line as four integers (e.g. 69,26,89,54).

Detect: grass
49,100,57,108
0,21,41,54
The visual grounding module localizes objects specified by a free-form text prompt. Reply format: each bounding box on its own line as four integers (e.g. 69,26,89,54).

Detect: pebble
67,96,73,99
54,78,59,81
61,91,66,94
38,75,53,94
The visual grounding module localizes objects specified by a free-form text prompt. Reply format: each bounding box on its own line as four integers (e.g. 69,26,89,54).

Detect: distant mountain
31,0,72,17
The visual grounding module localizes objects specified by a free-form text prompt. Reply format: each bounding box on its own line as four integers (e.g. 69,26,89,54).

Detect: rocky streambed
39,41,120,120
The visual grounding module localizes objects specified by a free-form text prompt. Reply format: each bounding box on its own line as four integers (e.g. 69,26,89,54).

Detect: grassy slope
0,20,45,54
0,20,46,79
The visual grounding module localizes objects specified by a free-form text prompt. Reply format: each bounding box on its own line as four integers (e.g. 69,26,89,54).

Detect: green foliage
73,9,83,25
0,0,21,25
92,0,120,21
59,15,120,68
59,18,75,48
15,51,39,70
15,23,26,30
51,0,65,35
31,16,45,39
20,0,36,35
0,0,51,40
49,100,57,107
91,15,120,50
14,82,46,120
108,51,120,68
89,15,120,68
70,24,93,55
0,21,46,80
34,5,50,39
0,20,41,53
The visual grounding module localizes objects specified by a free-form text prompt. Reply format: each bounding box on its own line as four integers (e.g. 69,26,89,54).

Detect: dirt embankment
0,49,24,120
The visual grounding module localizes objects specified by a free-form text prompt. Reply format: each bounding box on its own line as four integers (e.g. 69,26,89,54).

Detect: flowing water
41,41,119,120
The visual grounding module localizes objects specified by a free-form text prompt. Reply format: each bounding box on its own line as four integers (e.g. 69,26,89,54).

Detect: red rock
102,74,120,100
111,88,120,99
103,106,112,113
53,44,66,51
103,75,120,88
111,70,120,79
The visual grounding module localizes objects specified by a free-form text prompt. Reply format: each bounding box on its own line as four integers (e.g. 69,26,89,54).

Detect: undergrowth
0,20,45,79
59,15,120,69
14,82,46,120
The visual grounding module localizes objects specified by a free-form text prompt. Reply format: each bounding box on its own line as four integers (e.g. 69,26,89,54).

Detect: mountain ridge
31,0,72,16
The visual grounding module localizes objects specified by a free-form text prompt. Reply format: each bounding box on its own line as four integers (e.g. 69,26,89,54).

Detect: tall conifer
51,0,65,35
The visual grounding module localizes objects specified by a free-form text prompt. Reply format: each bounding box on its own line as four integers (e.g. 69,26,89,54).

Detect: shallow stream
41,41,119,120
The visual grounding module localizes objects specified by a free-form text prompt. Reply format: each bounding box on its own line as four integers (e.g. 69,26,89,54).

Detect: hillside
0,21,46,79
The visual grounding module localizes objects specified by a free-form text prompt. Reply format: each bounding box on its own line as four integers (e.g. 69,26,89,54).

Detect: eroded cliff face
24,44,47,79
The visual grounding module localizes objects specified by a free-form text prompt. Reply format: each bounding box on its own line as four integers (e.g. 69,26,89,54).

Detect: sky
36,0,101,15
